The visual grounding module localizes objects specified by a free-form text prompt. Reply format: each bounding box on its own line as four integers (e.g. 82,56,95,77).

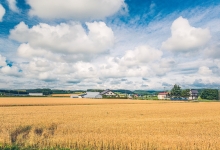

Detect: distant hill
52,89,85,94
87,89,104,92
0,90,28,94
0,89,86,96
133,90,160,95
112,90,134,94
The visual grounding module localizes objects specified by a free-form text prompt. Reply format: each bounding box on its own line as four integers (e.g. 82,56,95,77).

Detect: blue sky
0,0,220,90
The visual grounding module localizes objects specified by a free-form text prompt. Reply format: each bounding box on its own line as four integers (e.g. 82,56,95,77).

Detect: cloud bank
10,21,114,61
1,0,220,90
162,16,211,52
26,0,127,20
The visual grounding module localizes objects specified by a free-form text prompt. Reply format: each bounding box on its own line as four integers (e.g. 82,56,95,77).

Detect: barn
83,92,101,98
158,92,169,100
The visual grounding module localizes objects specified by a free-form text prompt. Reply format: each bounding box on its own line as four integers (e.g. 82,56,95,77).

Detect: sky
0,0,220,90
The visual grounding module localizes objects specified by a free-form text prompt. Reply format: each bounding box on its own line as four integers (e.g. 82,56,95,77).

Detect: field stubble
0,98,220,149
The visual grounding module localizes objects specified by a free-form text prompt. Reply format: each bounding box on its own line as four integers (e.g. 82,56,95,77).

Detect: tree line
170,84,219,100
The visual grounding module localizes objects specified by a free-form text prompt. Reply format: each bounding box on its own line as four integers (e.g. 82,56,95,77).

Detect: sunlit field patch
0,98,220,149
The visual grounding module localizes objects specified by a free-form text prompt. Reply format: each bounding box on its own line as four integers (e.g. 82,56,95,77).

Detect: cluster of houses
1,88,199,100
70,89,118,98
157,89,199,100
71,89,199,100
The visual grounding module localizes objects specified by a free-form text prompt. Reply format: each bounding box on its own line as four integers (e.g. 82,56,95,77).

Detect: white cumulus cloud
94,45,164,78
16,43,64,61
204,43,220,59
7,0,19,12
10,21,114,58
0,54,7,66
162,16,211,52
120,45,163,66
198,66,212,75
19,58,97,82
26,0,127,20
0,4,5,22
0,55,21,77
0,66,21,77
18,50,163,83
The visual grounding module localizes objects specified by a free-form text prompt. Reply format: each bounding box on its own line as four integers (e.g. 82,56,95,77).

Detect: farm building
189,89,198,100
70,94,85,98
75,90,118,99
100,89,117,97
29,93,43,96
83,92,101,98
158,92,169,100
127,94,133,99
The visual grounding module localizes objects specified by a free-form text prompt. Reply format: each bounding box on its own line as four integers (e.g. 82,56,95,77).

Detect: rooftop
158,92,169,95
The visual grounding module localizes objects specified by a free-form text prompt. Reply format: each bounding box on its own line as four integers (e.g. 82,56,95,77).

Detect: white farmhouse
29,93,43,96
76,89,118,99
188,89,198,100
100,89,116,96
158,92,169,100
98,89,118,98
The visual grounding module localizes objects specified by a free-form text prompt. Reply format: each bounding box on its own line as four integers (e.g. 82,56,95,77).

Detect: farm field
0,98,220,149
51,94,73,97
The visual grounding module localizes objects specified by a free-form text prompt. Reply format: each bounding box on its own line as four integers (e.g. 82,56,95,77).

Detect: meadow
0,98,220,149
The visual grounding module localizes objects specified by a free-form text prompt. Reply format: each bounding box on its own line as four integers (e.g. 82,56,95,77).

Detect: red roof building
158,92,169,100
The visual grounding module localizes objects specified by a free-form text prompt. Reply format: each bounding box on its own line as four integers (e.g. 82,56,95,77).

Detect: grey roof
191,89,198,94
100,89,112,95
83,92,100,98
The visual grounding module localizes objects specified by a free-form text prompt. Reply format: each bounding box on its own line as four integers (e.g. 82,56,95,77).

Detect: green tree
200,89,218,100
170,84,181,98
181,89,190,98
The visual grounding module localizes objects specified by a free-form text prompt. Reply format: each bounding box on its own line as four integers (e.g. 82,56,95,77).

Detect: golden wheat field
51,94,72,97
0,98,220,150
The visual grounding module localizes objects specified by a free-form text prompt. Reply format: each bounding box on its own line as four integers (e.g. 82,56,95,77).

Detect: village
69,89,199,100
0,88,215,100
0,84,219,100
